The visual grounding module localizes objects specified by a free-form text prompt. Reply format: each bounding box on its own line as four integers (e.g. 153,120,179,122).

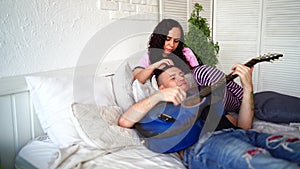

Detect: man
118,65,300,169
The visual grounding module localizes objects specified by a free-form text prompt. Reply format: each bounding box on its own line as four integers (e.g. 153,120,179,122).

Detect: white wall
0,0,159,78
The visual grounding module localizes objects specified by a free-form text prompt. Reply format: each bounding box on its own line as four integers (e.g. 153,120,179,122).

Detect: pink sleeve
135,52,151,69
183,47,199,67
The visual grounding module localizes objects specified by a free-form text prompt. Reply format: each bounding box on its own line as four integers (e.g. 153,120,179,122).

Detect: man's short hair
153,65,175,86
153,65,175,79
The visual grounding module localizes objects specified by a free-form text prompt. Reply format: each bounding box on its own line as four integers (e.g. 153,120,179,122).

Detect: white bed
3,58,188,169
1,58,300,169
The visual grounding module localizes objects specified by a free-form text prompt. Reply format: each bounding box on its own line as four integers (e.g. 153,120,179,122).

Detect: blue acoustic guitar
135,53,283,153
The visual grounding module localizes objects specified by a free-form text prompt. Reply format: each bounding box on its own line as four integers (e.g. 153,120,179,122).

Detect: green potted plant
185,3,219,66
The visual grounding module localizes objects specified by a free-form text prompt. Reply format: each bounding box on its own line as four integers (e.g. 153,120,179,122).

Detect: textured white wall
0,0,159,78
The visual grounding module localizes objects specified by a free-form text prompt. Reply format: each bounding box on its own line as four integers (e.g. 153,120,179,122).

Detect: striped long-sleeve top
193,65,244,113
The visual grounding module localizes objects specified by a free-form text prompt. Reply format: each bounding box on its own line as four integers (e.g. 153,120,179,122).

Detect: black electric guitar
135,53,283,153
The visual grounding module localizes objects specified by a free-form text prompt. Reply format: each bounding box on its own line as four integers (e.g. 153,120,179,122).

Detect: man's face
158,67,189,91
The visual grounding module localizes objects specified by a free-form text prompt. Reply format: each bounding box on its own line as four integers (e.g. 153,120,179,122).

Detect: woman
133,19,199,84
134,19,244,114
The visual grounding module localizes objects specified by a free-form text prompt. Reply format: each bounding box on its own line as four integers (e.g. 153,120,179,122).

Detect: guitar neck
185,53,282,107
225,58,258,82
197,59,259,98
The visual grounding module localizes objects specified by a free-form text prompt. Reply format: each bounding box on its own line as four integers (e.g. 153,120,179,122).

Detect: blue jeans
183,129,300,169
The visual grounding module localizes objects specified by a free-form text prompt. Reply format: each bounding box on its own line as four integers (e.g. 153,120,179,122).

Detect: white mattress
15,135,186,169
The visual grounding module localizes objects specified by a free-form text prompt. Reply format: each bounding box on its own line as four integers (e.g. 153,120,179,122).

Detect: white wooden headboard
0,75,44,169
0,66,105,169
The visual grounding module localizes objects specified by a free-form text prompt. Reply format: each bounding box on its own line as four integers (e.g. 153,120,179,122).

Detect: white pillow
26,75,116,148
71,103,141,150
112,62,135,112
132,79,157,102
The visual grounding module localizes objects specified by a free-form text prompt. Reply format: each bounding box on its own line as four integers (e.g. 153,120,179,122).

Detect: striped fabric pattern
193,65,244,113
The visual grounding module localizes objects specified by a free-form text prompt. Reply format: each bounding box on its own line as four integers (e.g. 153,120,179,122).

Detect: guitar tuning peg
270,60,274,63
278,57,283,60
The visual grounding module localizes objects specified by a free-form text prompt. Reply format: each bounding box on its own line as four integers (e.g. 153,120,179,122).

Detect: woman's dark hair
148,19,192,72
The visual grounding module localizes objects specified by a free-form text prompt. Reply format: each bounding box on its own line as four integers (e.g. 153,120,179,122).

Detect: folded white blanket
49,143,186,169
253,119,300,138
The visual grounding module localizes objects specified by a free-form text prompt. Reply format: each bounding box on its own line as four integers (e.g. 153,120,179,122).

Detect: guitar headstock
255,53,283,63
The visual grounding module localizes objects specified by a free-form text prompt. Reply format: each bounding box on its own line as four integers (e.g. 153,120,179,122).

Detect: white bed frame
0,66,94,169
0,75,44,169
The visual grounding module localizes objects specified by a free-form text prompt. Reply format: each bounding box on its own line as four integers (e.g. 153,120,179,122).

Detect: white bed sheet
15,120,300,169
15,136,186,169
15,135,59,169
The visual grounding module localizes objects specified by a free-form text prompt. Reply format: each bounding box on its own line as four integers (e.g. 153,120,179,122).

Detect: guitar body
135,94,214,153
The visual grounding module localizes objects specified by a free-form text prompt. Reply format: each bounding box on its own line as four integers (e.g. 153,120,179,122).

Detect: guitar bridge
158,113,176,122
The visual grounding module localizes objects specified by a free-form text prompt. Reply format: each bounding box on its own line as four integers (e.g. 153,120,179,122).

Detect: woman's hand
134,59,174,84
231,64,253,92
149,59,174,70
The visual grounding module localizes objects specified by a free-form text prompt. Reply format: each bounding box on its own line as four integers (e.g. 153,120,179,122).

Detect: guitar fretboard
187,53,283,99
